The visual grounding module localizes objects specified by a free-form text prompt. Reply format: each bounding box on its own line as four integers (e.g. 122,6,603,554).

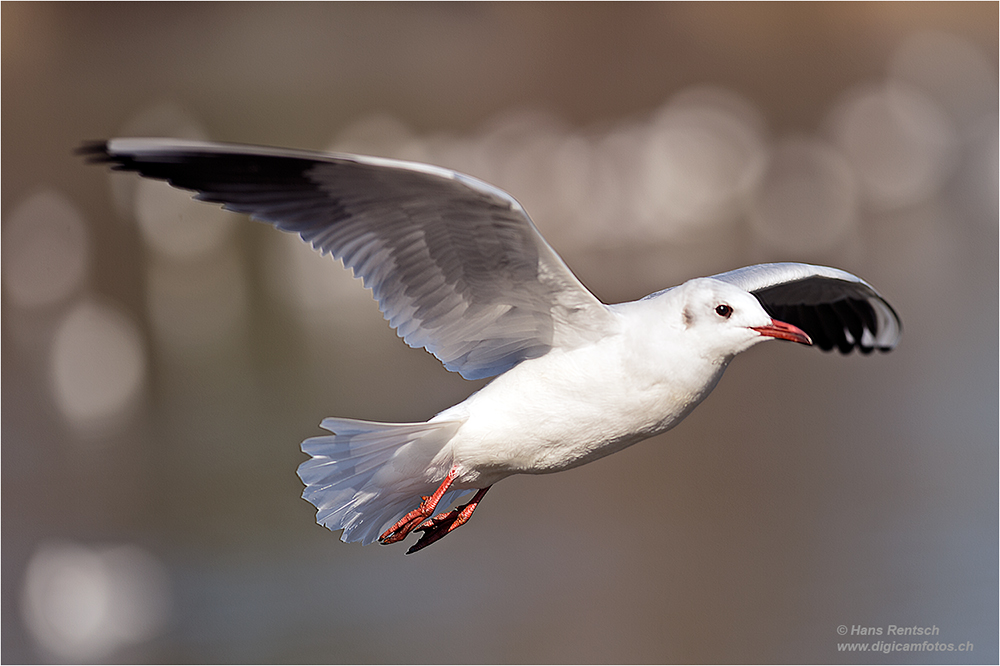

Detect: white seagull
81,138,901,554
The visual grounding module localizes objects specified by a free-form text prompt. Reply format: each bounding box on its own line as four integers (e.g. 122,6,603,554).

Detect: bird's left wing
81,139,617,379
710,262,901,353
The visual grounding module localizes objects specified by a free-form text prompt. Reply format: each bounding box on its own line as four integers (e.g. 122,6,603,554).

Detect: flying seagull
80,138,901,554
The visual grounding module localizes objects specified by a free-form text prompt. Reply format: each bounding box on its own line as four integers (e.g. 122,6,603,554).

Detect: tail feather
298,416,465,545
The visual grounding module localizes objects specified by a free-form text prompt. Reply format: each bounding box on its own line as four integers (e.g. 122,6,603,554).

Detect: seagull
80,138,901,554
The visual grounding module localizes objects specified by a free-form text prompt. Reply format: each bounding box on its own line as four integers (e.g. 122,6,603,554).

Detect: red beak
751,319,812,346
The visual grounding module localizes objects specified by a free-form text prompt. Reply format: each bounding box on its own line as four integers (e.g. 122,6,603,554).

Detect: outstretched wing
81,138,616,379
710,263,901,354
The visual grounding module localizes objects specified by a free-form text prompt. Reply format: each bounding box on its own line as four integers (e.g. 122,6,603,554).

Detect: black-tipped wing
81,138,616,379
710,263,901,354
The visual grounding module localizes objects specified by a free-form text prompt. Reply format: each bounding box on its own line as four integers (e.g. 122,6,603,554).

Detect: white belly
436,336,726,488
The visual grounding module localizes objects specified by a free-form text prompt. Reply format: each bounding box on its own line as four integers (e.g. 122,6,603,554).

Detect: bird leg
378,467,460,545
406,486,492,555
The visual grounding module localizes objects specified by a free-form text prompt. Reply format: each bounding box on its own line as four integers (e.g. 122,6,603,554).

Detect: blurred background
2,3,997,663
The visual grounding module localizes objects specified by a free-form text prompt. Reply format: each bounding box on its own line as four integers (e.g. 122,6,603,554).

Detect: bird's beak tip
751,319,812,346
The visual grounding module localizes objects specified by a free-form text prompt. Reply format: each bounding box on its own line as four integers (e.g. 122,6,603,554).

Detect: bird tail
297,417,467,545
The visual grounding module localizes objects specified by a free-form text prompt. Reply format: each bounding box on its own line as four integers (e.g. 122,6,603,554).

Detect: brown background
3,3,997,663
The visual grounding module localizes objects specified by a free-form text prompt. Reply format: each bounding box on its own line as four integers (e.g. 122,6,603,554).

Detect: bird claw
406,508,468,554
377,470,492,553
378,510,429,545
378,469,462,545
405,486,491,554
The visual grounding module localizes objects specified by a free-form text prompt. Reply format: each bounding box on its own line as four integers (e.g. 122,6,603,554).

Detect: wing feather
81,138,616,379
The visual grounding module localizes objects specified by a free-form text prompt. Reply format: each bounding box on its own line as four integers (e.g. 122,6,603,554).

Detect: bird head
676,278,812,359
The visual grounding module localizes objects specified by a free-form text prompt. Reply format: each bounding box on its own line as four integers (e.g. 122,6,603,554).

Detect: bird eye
715,304,733,318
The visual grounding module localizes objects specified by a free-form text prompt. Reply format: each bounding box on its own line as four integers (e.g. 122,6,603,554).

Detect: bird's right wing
710,262,901,353
81,138,617,379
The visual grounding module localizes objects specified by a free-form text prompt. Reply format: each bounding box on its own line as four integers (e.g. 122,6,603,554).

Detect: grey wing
81,138,615,379
710,262,901,354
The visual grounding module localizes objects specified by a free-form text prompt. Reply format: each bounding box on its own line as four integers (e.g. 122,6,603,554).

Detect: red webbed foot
406,486,491,554
378,468,460,545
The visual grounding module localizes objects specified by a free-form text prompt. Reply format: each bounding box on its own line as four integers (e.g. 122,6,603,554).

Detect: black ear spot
682,306,694,327
715,304,733,318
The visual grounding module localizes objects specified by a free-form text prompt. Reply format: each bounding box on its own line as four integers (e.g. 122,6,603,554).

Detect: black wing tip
763,295,900,357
